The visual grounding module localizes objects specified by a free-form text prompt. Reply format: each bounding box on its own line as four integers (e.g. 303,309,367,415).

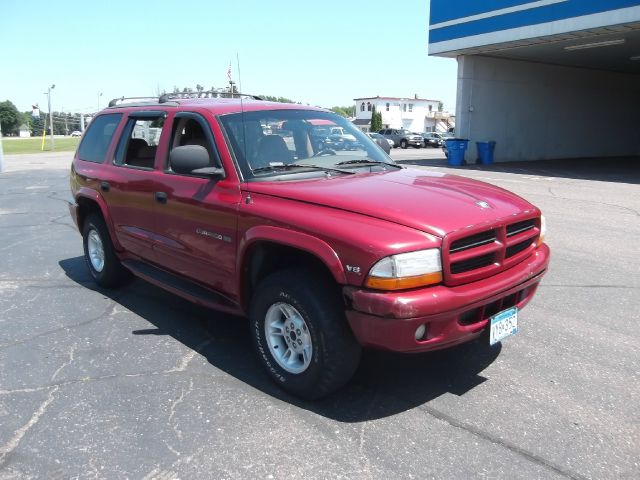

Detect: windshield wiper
252,164,355,175
336,159,401,168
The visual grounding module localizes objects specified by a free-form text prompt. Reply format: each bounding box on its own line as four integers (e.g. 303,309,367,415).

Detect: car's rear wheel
82,213,128,288
249,269,361,400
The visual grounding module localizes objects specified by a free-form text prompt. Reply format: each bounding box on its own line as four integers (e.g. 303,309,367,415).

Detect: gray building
429,0,640,163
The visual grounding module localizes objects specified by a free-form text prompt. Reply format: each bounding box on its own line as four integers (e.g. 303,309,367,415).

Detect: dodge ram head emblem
475,200,491,209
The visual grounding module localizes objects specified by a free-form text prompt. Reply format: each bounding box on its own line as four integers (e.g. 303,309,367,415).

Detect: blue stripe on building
431,0,556,24
430,0,640,44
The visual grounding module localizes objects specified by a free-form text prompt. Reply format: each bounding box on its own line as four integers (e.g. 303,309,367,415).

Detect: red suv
68,94,550,399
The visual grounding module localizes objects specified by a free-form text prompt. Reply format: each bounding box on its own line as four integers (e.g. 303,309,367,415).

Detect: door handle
155,192,167,204
100,181,110,192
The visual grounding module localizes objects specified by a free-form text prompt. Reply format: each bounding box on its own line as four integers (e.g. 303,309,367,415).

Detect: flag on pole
227,62,232,81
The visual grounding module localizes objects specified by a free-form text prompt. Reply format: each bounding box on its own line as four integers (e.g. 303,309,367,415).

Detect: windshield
219,109,394,180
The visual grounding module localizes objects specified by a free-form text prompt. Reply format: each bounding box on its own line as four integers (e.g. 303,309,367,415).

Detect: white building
18,124,31,138
353,96,453,133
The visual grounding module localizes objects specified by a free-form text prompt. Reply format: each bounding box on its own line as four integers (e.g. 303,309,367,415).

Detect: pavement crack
0,386,59,466
546,189,640,217
417,404,590,480
539,284,638,289
50,344,77,381
166,339,213,373
0,299,122,351
166,377,195,457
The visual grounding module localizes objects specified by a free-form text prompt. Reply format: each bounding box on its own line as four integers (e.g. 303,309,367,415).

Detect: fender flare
237,225,347,295
75,187,123,251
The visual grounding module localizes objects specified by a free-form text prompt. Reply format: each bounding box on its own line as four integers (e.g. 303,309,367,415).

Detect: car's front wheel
82,213,128,288
400,139,408,149
249,269,361,400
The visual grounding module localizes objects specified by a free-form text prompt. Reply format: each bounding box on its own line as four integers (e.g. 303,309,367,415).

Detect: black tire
400,139,408,149
82,213,128,288
249,268,361,400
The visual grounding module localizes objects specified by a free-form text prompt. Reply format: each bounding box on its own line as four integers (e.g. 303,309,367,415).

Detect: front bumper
343,244,550,352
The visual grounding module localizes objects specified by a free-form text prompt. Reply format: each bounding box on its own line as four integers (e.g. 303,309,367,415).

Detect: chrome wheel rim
87,229,105,272
264,302,312,374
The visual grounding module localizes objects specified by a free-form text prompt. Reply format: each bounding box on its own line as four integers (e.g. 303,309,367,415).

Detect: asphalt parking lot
0,151,638,479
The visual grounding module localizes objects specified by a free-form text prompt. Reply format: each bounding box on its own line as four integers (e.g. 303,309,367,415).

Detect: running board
122,259,242,316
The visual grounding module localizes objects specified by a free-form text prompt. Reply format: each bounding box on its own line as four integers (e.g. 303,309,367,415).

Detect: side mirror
169,145,225,178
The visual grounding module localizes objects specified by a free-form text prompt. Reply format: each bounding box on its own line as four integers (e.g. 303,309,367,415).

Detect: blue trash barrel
476,141,496,165
445,139,469,166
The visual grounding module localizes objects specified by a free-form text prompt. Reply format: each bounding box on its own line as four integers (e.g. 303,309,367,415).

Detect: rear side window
77,113,122,163
114,116,165,168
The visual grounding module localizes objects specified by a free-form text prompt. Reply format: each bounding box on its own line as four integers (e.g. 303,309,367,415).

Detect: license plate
489,307,518,345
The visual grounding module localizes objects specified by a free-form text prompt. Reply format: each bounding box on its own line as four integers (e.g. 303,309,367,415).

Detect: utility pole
97,92,103,111
45,84,55,150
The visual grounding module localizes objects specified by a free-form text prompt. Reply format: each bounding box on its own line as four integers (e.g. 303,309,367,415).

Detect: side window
385,102,390,111
114,116,164,168
77,113,122,163
167,115,220,173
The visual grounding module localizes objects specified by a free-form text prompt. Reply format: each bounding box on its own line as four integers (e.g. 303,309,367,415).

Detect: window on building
361,102,365,112
367,102,371,111
385,103,389,111
408,104,413,112
428,105,433,112
403,104,407,112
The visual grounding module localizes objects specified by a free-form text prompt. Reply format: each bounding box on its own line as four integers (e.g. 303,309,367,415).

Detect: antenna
237,52,249,170
236,52,243,94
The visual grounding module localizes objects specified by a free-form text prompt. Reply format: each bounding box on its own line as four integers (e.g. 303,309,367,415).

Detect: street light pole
46,84,55,150
97,92,103,111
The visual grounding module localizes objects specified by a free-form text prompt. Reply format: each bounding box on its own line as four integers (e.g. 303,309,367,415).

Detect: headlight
537,215,546,246
364,248,442,290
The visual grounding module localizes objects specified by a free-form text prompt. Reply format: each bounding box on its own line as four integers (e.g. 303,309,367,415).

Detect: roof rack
108,91,264,108
158,91,263,103
108,96,160,107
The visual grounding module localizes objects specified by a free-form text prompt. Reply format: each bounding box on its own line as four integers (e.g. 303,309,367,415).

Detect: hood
245,168,538,238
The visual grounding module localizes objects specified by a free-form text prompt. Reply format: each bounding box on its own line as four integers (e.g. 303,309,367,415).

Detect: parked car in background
367,132,392,154
378,128,423,149
311,125,358,151
440,132,455,157
70,130,82,137
422,132,445,148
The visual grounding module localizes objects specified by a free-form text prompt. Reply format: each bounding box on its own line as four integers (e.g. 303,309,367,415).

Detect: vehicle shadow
399,156,640,184
59,256,501,422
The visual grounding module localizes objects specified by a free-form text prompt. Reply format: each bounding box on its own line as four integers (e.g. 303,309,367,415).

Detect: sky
0,0,458,115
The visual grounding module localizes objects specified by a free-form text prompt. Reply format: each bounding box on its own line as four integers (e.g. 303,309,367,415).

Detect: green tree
330,106,355,118
370,105,383,132
29,113,45,137
0,100,21,135
438,101,444,112
261,95,296,103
